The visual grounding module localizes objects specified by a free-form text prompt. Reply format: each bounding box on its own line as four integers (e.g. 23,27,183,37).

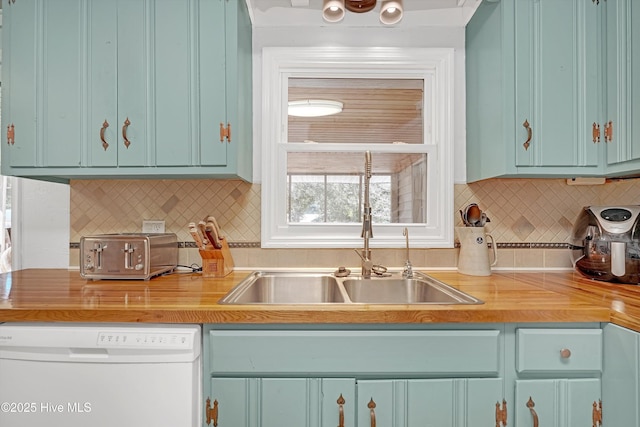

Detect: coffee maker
571,206,640,284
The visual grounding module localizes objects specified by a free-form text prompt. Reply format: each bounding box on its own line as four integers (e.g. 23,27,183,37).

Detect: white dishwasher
0,323,201,427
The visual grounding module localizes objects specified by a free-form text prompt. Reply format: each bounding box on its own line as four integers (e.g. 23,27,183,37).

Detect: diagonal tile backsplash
71,178,640,245
70,179,261,243
70,177,640,268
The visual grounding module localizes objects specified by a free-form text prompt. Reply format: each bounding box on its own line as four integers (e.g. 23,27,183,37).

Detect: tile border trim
70,242,569,249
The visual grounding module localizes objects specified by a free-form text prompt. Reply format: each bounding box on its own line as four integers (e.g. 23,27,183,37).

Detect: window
261,47,454,248
288,173,392,224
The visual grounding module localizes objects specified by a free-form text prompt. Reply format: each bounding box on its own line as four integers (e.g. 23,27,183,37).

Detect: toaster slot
93,242,104,270
124,242,135,270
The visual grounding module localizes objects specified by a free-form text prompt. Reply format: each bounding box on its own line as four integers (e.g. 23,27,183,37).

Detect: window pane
288,78,424,144
370,176,392,224
287,152,427,224
287,175,325,223
326,176,361,223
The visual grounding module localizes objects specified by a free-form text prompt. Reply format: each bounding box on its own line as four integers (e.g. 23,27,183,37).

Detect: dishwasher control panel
97,331,194,349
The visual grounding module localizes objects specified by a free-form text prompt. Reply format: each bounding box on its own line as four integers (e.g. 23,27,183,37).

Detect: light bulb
323,0,345,23
380,0,403,25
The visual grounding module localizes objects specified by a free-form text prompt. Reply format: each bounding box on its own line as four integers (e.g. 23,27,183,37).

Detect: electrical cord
174,264,203,273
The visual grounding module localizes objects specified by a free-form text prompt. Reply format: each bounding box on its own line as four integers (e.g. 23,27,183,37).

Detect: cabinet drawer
516,329,602,374
209,329,501,376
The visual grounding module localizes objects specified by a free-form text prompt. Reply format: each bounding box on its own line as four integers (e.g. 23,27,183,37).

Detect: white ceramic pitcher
455,226,498,276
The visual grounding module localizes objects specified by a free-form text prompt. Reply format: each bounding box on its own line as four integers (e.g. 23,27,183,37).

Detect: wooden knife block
199,239,234,278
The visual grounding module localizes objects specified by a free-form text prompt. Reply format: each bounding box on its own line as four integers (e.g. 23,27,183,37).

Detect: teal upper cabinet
1,0,253,182
513,0,602,170
1,0,38,168
466,0,606,182
88,0,147,168
1,0,85,177
604,0,640,175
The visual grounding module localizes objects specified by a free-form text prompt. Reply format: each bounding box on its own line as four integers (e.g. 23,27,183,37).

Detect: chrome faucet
360,151,374,278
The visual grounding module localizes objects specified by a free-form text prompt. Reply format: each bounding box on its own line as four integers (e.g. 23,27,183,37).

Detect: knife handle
205,216,224,240
188,223,205,250
198,221,214,250
205,224,223,249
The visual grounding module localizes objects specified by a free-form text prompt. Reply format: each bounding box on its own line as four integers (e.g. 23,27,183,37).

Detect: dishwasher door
0,323,201,427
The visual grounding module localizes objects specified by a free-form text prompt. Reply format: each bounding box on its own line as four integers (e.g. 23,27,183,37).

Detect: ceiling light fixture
322,0,403,25
380,0,403,25
288,100,344,117
322,0,346,22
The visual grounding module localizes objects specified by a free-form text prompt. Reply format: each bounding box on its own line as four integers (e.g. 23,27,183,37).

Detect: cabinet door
154,0,244,170
198,0,228,167
88,0,118,166
152,0,230,169
42,0,84,168
514,0,602,169
603,323,640,427
88,0,147,167
218,0,253,179
357,379,503,427
2,0,83,169
605,0,640,168
515,379,600,427
115,0,148,167
154,0,198,167
208,378,355,427
1,0,38,168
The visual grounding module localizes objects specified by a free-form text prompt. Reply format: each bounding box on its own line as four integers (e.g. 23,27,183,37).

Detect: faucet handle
354,248,369,262
402,259,414,279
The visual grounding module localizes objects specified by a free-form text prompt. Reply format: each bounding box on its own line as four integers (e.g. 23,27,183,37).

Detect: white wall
252,26,467,184
12,178,70,269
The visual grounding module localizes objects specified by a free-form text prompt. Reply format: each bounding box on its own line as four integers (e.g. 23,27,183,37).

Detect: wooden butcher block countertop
1,268,639,330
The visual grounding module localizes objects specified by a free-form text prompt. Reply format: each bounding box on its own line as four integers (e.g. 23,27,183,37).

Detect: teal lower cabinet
602,323,640,426
510,326,603,427
203,325,506,427
204,324,619,427
207,378,355,427
357,378,503,427
514,379,601,427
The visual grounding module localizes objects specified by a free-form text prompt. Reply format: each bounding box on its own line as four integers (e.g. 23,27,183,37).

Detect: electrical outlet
142,220,165,233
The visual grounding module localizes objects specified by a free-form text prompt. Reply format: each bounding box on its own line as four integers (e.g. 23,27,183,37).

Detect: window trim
261,47,455,248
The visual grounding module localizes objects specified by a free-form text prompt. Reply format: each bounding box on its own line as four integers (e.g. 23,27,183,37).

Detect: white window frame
261,47,454,248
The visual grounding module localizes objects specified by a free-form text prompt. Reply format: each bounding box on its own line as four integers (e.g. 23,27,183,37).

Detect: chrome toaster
80,233,178,280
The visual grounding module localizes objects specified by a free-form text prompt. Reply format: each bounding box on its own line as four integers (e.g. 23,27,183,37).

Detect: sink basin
342,277,482,304
219,272,346,304
220,271,482,305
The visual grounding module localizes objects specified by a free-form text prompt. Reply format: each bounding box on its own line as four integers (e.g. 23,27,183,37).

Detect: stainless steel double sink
219,271,483,305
